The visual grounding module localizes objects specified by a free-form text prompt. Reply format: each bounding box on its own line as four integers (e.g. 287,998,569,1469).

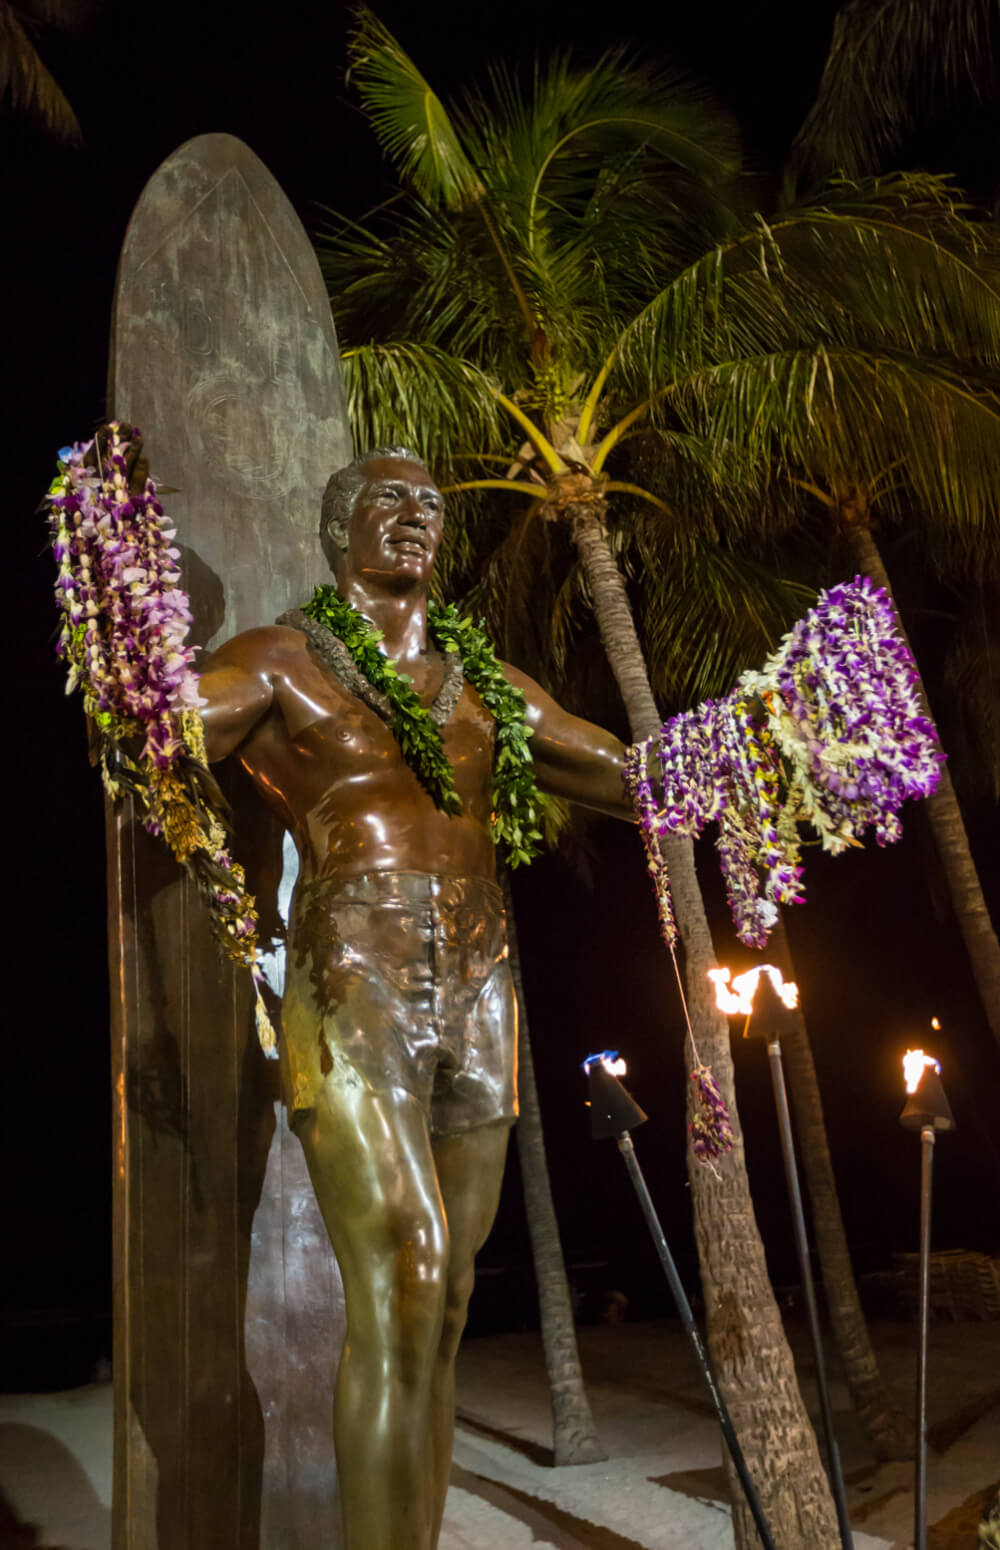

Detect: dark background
2,0,998,1387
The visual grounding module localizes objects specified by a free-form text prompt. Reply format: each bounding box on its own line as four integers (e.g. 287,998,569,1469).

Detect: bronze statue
196,446,630,1550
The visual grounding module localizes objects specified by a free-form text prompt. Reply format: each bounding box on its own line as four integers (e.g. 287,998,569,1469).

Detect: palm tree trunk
846,523,1000,1051
769,914,914,1460
569,502,840,1549
501,869,606,1466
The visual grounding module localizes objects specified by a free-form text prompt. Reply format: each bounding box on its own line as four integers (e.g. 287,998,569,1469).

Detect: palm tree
323,17,942,1543
501,862,605,1465
0,0,102,143
785,0,1000,1052
796,478,1000,1054
318,17,1000,1491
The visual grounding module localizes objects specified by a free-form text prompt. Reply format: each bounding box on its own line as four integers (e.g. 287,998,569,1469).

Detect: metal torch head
899,1053,956,1133
746,968,800,1039
583,1052,648,1141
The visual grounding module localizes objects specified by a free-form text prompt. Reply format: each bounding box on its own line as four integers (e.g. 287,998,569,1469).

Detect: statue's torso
232,628,500,884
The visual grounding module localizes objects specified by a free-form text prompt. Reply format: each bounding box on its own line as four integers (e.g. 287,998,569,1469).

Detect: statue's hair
320,445,427,569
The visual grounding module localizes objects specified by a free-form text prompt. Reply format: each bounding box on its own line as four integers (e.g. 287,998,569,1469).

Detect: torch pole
915,1124,935,1550
616,1133,780,1550
766,1039,854,1550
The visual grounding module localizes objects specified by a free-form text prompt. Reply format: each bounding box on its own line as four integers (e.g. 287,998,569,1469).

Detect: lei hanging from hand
46,424,277,1055
625,576,943,951
296,584,545,868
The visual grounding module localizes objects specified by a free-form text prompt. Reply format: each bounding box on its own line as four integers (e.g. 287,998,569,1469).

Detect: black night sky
3,0,999,1387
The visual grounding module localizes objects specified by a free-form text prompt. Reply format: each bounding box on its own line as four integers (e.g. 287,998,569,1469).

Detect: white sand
2,1319,997,1549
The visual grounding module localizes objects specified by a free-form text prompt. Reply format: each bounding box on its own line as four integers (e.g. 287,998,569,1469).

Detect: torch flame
709,965,799,1016
903,1048,940,1094
582,1050,627,1078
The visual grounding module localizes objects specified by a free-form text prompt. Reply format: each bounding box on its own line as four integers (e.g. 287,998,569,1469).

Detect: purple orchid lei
47,424,276,1055
624,576,941,1170
689,1064,735,1164
624,576,944,951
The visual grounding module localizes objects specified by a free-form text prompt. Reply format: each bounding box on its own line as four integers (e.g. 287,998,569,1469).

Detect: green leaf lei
301,584,545,867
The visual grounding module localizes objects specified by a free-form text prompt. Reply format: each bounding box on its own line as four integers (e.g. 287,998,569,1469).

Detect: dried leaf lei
46,425,277,1056
301,584,545,868
625,576,944,950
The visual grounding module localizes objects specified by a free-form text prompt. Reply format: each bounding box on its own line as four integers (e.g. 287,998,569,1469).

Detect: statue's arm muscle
503,665,633,820
197,626,303,762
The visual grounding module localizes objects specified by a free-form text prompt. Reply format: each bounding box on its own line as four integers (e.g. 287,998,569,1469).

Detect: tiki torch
709,966,854,1550
582,1051,779,1550
899,1037,955,1550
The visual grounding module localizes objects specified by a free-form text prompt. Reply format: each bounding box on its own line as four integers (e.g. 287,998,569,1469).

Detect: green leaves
606,175,1000,410
321,12,1000,756
789,0,998,190
431,601,546,867
303,583,464,815
348,8,482,208
664,347,1000,563
301,586,545,867
340,341,504,478
328,19,743,388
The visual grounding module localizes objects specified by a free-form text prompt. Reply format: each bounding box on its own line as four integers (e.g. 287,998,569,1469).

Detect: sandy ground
1,1318,997,1549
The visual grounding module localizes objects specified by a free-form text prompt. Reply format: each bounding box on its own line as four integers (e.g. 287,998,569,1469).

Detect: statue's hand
85,422,148,497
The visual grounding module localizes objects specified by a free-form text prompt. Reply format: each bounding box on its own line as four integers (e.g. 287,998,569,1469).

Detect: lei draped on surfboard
46,423,278,1056
624,577,945,951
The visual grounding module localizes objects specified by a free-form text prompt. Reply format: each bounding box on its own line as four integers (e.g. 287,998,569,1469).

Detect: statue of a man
198,445,630,1550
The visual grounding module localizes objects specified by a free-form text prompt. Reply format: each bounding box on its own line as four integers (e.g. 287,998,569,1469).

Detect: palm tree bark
769,914,914,1460
501,869,606,1466
846,522,1000,1051
569,502,840,1548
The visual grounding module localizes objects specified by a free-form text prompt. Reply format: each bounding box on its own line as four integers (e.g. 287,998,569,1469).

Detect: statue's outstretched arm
503,664,632,821
198,625,304,762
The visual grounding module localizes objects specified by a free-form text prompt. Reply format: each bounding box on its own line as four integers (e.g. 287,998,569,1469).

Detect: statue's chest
278,662,495,793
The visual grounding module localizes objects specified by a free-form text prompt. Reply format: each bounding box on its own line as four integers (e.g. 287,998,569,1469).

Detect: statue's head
320,446,443,587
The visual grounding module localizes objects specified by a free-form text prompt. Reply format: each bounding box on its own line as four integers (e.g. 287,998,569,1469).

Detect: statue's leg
294,1081,450,1550
427,1121,511,1547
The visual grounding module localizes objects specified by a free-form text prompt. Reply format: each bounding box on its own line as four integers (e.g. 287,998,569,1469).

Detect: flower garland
47,425,277,1056
300,584,546,868
689,1064,735,1164
625,576,944,950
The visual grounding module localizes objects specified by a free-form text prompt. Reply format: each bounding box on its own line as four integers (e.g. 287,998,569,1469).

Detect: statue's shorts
281,871,518,1135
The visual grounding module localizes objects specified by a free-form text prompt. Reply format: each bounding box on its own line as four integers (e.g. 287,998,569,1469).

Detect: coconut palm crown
321,13,1000,688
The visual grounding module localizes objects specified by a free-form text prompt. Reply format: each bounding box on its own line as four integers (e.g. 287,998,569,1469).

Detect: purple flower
690,1064,735,1163
624,576,943,949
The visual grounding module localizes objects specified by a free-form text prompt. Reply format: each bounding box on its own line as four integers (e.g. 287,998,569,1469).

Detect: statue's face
343,456,444,588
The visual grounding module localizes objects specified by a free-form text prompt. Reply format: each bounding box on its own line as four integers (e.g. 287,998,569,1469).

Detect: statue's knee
362,1212,449,1375
388,1253,450,1384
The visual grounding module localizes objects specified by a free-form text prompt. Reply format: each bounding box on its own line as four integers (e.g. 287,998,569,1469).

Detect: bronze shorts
281,871,518,1135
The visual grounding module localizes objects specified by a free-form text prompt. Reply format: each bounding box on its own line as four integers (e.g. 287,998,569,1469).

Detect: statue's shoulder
202,623,310,676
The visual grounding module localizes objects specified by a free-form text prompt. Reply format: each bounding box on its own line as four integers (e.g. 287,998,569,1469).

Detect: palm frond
347,8,481,207
665,347,1000,564
769,177,1000,365
635,540,816,707
318,202,529,366
464,50,739,218
15,0,104,29
341,342,505,475
0,1,81,142
789,0,998,189
604,180,1000,421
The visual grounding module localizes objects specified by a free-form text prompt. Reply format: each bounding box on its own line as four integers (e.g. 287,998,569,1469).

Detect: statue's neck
338,576,429,665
